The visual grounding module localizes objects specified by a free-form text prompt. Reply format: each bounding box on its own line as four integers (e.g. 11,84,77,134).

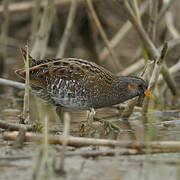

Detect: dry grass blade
85,0,122,71
56,0,78,58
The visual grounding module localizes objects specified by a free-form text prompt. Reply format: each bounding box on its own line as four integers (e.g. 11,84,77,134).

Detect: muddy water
0,55,180,180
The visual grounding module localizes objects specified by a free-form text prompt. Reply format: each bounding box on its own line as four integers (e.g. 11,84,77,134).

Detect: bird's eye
138,84,143,88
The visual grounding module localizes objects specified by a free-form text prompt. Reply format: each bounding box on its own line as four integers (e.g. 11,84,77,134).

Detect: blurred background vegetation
0,0,179,74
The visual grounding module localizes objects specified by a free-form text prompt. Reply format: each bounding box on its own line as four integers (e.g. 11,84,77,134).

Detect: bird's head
126,76,153,98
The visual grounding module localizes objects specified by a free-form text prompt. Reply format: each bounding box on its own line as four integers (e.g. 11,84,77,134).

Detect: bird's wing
15,58,114,89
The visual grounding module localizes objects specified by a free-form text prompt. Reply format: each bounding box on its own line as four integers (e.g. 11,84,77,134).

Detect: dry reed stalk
118,0,179,97
142,42,168,121
99,0,148,61
56,113,70,174
147,0,153,33
120,98,138,120
1,148,179,159
120,59,145,76
56,0,78,58
157,0,177,23
158,60,180,83
33,115,51,180
119,60,151,121
165,11,180,39
130,0,149,62
141,61,154,81
0,0,10,53
30,0,41,42
0,78,25,89
119,38,180,76
0,119,33,131
119,0,149,121
147,0,158,42
12,128,26,148
128,0,177,65
22,46,30,123
0,0,10,75
4,131,180,150
114,0,176,72
65,148,180,157
151,0,158,42
160,63,179,96
43,115,48,156
119,43,168,121
31,0,55,59
0,0,88,14
85,0,122,71
119,0,159,58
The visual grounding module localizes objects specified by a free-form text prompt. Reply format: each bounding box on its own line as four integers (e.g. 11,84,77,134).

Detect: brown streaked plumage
15,49,150,110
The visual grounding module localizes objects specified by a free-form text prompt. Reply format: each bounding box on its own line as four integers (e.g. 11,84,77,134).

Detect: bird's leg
79,108,96,137
87,108,96,126
56,106,64,123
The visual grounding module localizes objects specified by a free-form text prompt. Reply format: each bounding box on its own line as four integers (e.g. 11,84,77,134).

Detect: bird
15,48,152,124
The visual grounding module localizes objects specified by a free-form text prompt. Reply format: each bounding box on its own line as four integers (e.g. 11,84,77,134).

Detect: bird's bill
144,88,153,98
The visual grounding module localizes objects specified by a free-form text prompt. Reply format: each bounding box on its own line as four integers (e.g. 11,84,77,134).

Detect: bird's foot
87,108,96,126
79,108,97,137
